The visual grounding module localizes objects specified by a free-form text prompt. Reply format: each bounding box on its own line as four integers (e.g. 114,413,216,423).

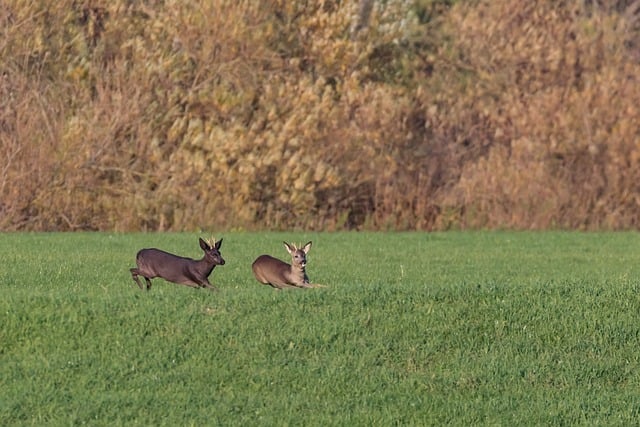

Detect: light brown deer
130,237,224,291
252,241,324,289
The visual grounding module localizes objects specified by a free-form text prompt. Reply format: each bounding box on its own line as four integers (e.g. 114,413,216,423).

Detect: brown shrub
2,0,640,231
430,0,640,229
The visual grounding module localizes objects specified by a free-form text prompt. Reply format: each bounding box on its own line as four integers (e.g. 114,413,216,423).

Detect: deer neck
196,257,216,276
290,264,308,284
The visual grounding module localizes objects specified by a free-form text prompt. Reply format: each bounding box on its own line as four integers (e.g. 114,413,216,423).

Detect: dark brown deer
252,241,324,289
130,237,224,291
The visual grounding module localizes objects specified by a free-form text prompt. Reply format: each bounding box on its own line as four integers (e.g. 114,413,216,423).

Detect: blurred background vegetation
1,0,639,231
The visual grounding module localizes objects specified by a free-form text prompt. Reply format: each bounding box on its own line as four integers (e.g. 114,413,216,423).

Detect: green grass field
2,231,640,425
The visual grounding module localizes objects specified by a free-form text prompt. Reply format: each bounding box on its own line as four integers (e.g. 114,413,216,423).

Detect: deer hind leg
130,268,145,290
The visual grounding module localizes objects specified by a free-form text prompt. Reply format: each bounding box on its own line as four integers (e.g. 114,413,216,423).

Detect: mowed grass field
2,231,640,425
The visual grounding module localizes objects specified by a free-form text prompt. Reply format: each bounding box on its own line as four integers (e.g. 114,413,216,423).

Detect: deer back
135,249,193,284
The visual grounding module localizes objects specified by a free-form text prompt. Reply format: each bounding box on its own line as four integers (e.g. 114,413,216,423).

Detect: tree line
1,0,639,231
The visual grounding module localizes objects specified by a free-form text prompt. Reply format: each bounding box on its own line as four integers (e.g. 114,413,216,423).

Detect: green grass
2,231,640,425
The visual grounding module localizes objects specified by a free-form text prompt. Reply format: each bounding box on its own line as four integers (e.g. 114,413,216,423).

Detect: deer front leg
308,283,327,288
176,282,200,289
198,279,219,292
296,282,327,288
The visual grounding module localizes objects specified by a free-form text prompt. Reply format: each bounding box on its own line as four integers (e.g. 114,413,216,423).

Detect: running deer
252,241,324,289
130,237,224,291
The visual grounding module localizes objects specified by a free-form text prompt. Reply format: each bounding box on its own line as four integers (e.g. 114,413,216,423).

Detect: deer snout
218,257,225,265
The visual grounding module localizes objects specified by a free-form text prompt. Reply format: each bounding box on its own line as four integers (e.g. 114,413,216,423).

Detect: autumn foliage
1,0,639,231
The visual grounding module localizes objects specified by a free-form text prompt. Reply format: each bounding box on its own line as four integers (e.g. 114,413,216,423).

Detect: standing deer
252,241,323,289
130,237,225,291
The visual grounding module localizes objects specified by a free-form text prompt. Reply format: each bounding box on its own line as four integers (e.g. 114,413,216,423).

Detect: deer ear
284,241,295,254
215,238,223,250
199,238,209,250
302,241,312,254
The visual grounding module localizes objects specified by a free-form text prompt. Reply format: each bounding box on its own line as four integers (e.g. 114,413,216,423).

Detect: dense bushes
1,0,639,231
